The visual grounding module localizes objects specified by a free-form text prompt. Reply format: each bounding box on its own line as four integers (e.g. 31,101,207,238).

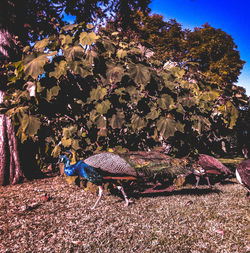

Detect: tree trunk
0,90,23,185
0,28,23,185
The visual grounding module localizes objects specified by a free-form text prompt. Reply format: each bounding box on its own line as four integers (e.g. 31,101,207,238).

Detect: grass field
0,165,249,252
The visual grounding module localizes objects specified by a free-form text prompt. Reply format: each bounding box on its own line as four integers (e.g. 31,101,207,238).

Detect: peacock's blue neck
65,159,70,168
63,159,103,183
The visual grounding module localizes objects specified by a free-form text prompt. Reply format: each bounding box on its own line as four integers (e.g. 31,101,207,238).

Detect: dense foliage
4,22,247,163
0,0,151,48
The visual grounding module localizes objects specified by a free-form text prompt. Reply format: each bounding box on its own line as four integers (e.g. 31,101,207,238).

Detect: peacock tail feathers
120,151,191,179
84,152,137,176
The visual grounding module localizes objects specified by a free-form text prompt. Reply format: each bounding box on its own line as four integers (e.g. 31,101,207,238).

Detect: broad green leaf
23,53,48,79
49,61,67,79
110,110,125,129
89,87,107,101
115,87,126,96
191,115,211,134
199,90,220,102
131,114,147,130
61,137,72,147
127,86,141,102
17,114,41,142
46,86,60,101
64,46,85,61
72,139,80,150
176,121,185,133
117,49,127,59
37,82,44,93
176,104,185,115
160,70,177,90
62,24,78,31
63,126,77,138
86,50,98,65
128,63,151,85
179,96,198,108
175,68,185,78
146,108,160,120
218,101,239,129
228,102,239,129
59,34,73,48
156,117,177,139
96,100,111,114
106,63,124,84
89,110,98,122
34,38,50,52
129,47,142,56
68,60,92,78
102,39,116,54
51,145,61,157
157,94,174,110
119,42,128,48
96,115,107,129
9,106,28,122
79,32,99,46
24,115,41,136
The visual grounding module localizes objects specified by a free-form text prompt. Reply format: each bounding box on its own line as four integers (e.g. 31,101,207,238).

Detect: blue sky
149,0,250,95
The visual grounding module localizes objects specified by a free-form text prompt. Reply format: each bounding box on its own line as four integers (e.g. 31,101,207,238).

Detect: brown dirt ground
0,173,249,252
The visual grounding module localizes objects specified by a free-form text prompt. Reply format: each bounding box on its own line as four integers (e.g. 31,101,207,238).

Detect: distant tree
133,12,186,62
105,11,185,62
107,14,245,90
185,23,245,86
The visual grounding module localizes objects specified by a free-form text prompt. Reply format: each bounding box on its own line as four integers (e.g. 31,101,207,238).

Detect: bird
59,152,138,209
235,159,250,197
193,154,232,187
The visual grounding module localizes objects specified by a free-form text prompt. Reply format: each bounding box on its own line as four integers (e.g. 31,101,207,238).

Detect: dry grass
0,174,249,253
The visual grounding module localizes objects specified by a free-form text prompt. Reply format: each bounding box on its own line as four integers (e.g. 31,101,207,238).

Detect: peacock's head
65,150,73,157
57,155,70,165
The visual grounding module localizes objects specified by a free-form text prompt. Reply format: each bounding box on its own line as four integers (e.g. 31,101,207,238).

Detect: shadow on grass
137,187,221,198
120,186,222,201
218,180,237,185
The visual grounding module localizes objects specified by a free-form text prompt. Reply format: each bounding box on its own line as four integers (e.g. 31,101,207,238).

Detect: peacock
235,159,250,197
193,154,233,187
59,152,138,209
59,151,195,208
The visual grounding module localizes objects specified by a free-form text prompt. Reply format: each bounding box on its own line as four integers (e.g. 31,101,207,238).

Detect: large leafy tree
0,0,151,184
5,24,245,163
